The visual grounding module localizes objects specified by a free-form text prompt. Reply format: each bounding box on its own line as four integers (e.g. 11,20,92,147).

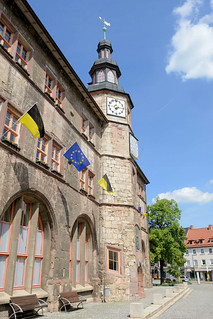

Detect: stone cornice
107,119,133,134
99,202,146,212
100,153,130,160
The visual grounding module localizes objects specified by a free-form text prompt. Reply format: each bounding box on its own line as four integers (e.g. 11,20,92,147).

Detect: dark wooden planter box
80,188,88,195
0,44,13,58
15,62,30,76
1,138,21,151
44,92,55,103
56,104,65,113
88,194,96,200
81,132,88,140
89,140,95,147
36,160,50,170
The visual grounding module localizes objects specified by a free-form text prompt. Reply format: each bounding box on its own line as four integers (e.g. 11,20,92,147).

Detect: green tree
148,198,187,284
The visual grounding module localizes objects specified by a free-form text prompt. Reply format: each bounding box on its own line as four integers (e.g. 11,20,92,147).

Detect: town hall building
0,0,151,316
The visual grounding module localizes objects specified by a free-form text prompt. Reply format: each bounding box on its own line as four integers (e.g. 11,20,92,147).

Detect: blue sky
28,0,213,228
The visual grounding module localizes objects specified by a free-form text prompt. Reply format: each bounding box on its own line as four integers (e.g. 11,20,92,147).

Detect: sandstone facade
0,0,151,316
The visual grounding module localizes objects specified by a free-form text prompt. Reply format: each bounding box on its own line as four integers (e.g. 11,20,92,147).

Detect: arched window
97,70,105,83
14,200,32,288
0,202,14,290
107,70,115,83
33,215,43,287
0,198,46,293
85,232,88,283
135,225,140,251
70,219,92,286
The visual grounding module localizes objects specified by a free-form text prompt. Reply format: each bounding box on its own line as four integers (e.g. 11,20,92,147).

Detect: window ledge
138,194,145,201
81,132,88,140
55,103,65,113
44,91,55,103
36,160,50,170
0,291,10,305
12,290,31,297
0,288,48,303
32,288,49,299
0,44,13,59
89,140,95,148
72,284,93,293
105,270,124,278
88,194,96,200
15,62,30,76
51,169,63,178
80,188,88,195
1,138,21,151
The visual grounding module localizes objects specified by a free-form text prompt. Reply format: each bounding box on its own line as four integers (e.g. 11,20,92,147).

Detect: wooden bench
9,294,48,319
59,292,87,312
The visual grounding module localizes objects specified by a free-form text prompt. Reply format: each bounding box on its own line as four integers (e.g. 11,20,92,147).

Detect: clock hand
114,105,120,109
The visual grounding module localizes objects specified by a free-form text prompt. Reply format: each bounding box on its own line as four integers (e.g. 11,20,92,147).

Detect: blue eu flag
149,219,154,226
64,142,90,172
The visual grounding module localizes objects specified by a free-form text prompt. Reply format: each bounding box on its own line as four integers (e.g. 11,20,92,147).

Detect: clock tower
88,39,151,301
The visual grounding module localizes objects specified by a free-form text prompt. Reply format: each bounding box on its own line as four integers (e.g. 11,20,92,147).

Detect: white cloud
174,0,202,19
166,0,213,80
154,187,213,204
209,179,213,184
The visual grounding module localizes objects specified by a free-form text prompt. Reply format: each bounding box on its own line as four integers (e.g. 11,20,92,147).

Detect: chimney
208,225,213,230
190,225,194,230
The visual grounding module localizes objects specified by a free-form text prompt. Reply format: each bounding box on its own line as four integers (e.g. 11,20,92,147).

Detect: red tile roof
185,225,213,247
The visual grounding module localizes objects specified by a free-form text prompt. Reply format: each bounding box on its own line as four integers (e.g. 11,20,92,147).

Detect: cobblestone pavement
44,285,169,319
158,283,213,319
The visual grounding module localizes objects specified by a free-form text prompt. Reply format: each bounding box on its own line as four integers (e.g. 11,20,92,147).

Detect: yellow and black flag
19,104,45,138
98,174,113,195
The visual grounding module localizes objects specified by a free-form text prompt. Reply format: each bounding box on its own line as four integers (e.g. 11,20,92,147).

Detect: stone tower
88,39,151,301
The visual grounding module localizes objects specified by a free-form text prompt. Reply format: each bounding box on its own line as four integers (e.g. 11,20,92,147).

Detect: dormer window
99,50,105,59
97,70,105,83
210,238,213,243
189,240,193,244
199,239,203,243
106,49,110,58
107,70,115,83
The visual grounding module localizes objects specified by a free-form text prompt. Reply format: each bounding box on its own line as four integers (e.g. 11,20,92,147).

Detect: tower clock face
107,97,126,118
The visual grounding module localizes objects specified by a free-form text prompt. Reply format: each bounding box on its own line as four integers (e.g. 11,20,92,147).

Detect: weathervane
99,17,111,40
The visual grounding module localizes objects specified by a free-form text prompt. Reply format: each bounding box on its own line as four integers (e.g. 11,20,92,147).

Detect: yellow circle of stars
70,150,84,164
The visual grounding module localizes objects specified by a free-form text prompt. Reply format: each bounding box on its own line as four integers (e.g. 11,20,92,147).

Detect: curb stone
131,287,192,319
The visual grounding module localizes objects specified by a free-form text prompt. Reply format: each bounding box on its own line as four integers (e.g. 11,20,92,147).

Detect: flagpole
0,103,37,140
18,102,38,121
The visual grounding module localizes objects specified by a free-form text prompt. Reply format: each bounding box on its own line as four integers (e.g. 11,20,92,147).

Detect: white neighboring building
184,225,213,281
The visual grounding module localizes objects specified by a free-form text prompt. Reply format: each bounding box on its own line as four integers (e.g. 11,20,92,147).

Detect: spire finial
99,17,111,39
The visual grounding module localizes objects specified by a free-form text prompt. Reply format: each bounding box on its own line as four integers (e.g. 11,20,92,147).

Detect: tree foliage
148,198,187,283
